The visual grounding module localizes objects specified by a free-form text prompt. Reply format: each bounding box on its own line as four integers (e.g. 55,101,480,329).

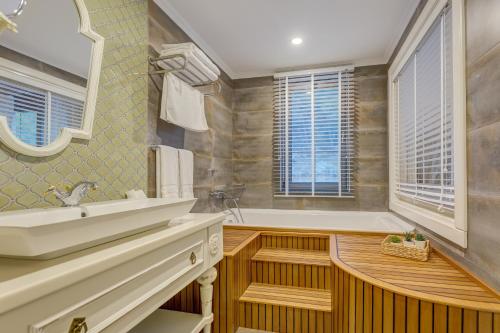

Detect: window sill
390,198,467,248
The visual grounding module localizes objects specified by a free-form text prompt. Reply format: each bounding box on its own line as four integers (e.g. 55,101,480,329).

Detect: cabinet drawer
29,231,206,333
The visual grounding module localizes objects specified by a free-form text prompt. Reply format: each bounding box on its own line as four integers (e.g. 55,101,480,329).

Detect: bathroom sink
80,197,189,217
0,207,83,227
0,198,197,259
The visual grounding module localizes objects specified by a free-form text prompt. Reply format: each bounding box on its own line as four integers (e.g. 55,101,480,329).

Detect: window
394,6,454,212
273,68,355,197
389,0,467,247
0,76,85,147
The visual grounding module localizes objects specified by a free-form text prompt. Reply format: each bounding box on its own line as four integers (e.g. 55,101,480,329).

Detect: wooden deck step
251,247,331,266
239,283,332,312
236,328,276,333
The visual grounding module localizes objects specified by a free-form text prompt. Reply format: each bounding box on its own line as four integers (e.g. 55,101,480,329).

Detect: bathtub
223,208,414,234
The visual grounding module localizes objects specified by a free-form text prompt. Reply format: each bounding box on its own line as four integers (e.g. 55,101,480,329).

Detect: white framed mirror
0,0,104,157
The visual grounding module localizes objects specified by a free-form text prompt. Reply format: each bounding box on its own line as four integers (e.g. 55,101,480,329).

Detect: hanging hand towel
178,149,194,199
160,73,209,132
155,145,180,199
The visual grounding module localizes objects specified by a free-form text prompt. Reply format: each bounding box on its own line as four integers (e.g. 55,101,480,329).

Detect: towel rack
146,54,188,76
136,53,222,97
192,80,222,97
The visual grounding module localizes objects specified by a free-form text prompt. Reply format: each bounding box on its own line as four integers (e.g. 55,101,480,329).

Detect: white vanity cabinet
0,213,224,333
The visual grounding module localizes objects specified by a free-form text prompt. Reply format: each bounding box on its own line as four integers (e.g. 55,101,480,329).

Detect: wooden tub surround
166,227,500,333
239,231,333,332
331,234,500,333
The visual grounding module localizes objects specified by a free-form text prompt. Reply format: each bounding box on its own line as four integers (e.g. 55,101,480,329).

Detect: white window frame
273,65,356,198
388,0,467,247
0,58,87,102
0,58,87,147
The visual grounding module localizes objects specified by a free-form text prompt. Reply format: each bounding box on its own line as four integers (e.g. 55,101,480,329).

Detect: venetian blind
394,5,454,213
273,69,355,197
0,77,84,147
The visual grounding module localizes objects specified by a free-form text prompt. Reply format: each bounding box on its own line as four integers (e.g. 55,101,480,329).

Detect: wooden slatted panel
251,233,332,291
407,297,419,333
372,286,383,333
223,229,260,255
333,267,500,333
260,232,329,251
420,301,433,333
240,282,331,312
252,247,331,266
254,262,331,288
240,305,333,333
334,234,500,308
332,235,500,333
228,229,334,332
448,307,462,333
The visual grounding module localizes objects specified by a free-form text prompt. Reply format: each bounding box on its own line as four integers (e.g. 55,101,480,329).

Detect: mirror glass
0,0,94,148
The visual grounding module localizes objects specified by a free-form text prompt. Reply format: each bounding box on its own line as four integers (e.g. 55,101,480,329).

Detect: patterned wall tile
0,0,148,211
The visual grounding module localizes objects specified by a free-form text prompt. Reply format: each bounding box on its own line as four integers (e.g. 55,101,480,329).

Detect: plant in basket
414,233,426,249
389,235,402,244
403,231,415,247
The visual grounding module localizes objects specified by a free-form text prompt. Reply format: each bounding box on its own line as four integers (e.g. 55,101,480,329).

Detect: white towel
178,149,194,199
155,145,180,199
160,73,209,132
126,189,147,199
161,43,221,77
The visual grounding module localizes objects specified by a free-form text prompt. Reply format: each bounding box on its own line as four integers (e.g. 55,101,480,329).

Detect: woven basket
381,235,430,262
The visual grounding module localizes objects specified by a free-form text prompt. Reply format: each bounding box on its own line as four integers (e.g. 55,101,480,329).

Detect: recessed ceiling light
291,37,303,45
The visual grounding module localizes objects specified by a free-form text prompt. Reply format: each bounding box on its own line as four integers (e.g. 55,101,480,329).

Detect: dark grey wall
147,0,234,212
232,65,389,211
463,0,500,290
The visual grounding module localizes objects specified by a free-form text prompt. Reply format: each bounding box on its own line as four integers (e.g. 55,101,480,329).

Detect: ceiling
154,0,420,79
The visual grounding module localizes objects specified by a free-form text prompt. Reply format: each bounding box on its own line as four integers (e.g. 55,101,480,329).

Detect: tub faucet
46,181,98,207
209,185,246,223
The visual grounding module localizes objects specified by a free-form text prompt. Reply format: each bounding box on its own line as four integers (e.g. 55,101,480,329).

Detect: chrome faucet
46,181,98,207
209,184,246,223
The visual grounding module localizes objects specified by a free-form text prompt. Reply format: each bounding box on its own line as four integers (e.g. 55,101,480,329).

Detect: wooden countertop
330,234,500,312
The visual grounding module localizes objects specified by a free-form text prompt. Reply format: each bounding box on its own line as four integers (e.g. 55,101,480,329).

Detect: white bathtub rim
222,208,415,234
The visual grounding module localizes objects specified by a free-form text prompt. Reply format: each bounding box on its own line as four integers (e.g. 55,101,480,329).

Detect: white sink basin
0,207,83,227
0,198,197,259
80,198,191,217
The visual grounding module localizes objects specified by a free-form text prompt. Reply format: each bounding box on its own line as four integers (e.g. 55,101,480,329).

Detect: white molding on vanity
29,241,205,333
0,213,224,333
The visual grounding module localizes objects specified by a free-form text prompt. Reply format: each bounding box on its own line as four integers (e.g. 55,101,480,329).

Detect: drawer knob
190,252,197,265
69,318,88,333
